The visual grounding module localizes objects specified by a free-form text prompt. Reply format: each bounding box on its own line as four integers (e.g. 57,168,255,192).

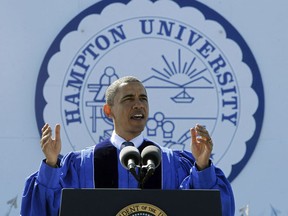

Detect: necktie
120,141,134,150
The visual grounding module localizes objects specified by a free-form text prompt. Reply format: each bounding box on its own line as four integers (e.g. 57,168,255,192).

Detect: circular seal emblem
35,0,264,182
116,203,167,216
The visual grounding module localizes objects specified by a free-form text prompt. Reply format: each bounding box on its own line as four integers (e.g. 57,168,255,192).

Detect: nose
132,99,144,109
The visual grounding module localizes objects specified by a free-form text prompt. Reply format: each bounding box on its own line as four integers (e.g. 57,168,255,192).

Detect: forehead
117,82,147,96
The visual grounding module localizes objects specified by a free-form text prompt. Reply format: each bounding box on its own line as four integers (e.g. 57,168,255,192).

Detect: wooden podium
59,189,222,216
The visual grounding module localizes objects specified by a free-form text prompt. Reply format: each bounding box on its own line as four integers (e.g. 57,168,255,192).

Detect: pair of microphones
119,142,162,188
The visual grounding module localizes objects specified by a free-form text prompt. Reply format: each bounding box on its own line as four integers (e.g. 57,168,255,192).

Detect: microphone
140,145,162,184
119,144,141,181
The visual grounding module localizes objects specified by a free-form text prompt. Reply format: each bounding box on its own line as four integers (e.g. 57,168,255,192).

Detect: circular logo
116,203,167,216
35,0,264,182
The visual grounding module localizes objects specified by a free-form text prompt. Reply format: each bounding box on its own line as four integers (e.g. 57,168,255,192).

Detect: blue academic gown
21,139,235,216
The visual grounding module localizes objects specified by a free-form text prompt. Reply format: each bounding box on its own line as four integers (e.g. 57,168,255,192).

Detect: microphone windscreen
119,146,140,169
141,145,162,168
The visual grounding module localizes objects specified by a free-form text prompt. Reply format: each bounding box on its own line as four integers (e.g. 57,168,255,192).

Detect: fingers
39,124,61,167
190,127,197,143
192,124,213,149
40,123,61,147
54,124,61,142
41,123,52,146
195,124,209,140
190,124,213,170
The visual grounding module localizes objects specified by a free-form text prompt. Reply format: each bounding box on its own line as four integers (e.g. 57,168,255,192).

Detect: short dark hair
105,76,142,106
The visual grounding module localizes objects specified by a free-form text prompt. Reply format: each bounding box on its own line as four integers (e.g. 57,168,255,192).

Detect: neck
116,131,141,141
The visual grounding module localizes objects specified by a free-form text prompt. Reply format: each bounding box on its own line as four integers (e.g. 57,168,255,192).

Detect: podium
59,189,222,216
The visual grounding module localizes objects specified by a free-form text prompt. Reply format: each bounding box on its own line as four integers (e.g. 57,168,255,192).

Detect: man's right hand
41,123,62,167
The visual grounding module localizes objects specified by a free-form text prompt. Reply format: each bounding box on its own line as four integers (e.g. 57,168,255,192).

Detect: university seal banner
35,0,264,182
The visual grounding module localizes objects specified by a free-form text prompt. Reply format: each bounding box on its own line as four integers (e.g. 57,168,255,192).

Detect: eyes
139,96,148,102
121,95,148,103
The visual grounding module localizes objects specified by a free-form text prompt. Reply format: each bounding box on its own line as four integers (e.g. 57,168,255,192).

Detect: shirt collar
110,131,144,149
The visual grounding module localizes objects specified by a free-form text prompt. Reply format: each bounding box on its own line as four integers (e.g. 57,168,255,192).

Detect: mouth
130,113,145,120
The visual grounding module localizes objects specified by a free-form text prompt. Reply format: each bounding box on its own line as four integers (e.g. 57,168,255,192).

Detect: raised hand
40,123,62,167
190,124,213,170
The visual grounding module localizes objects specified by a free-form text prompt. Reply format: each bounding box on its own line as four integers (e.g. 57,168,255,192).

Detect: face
105,81,149,140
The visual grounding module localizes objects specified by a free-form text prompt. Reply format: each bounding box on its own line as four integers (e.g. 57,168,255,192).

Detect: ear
103,104,112,118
